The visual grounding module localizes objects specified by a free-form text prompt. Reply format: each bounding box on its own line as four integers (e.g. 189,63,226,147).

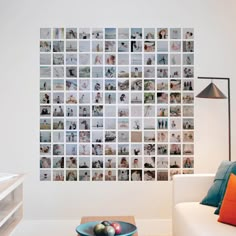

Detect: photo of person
157,54,168,65
170,54,181,65
79,28,90,39
131,170,142,181
183,157,194,168
92,157,103,168
40,41,51,52
105,170,116,181
79,144,90,155
131,157,142,168
170,170,181,180
66,144,77,155
40,79,51,91
157,131,168,142
131,28,142,39
92,131,103,143
144,28,155,39
170,79,181,90
79,170,90,181
79,157,90,169
169,131,181,142
157,28,168,39
40,105,51,116
118,157,129,168
118,170,129,181
53,170,64,181
105,144,116,155
183,131,194,142
105,157,116,168
66,157,77,168
53,131,64,142
53,157,64,168
40,157,51,168
92,170,104,181
144,54,155,65
170,144,181,155
170,28,181,39
118,144,129,155
183,54,194,65
131,119,142,130
92,28,103,39
183,118,194,130
66,131,77,142
156,80,168,91
157,68,168,78
144,171,155,181
183,28,194,39
66,93,77,104
79,118,90,130
131,67,142,78
157,92,168,103
92,41,103,52
92,144,103,156
170,41,181,52
65,170,78,182
118,41,129,52
170,93,181,104
157,105,168,117
144,41,155,52
183,67,194,78
131,144,142,156
131,41,142,52
157,118,168,129
105,67,116,78
40,119,51,130
144,67,155,78
170,67,181,78
66,41,77,52
105,41,116,52
170,157,181,168
157,144,168,155
170,105,181,117
183,41,194,52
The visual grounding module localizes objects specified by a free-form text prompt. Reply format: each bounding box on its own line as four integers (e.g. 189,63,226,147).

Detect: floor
12,220,172,236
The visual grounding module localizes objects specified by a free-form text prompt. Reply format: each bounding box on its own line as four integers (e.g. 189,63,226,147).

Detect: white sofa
172,174,236,236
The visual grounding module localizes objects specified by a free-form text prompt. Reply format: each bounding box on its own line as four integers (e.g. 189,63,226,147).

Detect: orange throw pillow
218,173,236,225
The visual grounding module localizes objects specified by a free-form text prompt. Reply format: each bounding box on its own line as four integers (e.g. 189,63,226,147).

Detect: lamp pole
197,77,231,161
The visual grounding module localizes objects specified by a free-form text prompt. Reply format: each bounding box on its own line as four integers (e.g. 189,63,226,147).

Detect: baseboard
136,218,172,236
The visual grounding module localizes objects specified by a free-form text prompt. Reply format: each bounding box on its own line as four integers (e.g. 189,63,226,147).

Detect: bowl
76,221,137,236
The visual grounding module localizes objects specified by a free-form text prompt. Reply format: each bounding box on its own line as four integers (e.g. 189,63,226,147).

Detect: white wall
0,0,235,220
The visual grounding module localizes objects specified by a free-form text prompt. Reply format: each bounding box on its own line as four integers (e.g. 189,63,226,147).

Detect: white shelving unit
0,174,24,236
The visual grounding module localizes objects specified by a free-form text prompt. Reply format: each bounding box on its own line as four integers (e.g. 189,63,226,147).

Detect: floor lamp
196,76,231,161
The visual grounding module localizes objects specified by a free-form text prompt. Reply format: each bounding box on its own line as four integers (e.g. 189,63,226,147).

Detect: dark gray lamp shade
196,82,227,99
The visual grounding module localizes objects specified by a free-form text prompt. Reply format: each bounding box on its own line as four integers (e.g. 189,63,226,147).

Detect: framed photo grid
39,27,194,181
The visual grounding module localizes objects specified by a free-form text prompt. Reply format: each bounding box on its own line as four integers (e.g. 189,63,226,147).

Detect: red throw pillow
218,173,236,225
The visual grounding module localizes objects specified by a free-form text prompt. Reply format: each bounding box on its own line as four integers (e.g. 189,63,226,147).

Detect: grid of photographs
40,27,194,181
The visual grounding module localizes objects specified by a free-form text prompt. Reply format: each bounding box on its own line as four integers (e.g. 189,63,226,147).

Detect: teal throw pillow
200,161,236,212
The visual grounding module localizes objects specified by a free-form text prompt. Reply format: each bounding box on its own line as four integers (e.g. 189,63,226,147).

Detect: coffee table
80,216,138,236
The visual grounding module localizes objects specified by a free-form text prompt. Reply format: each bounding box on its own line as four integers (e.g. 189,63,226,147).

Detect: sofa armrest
173,174,215,205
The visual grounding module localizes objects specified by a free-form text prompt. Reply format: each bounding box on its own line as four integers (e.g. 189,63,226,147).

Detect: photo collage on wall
39,27,194,181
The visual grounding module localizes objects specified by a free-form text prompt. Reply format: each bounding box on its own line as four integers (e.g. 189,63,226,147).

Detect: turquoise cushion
200,161,236,213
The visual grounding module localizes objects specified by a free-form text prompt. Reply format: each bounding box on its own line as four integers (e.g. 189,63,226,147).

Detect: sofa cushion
174,202,236,236
200,161,236,211
218,173,236,225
